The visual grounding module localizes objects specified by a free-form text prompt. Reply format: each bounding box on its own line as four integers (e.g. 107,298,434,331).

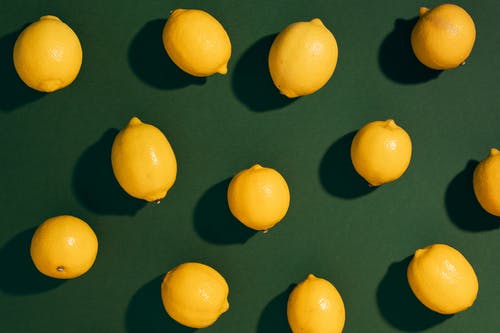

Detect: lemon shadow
193,178,256,244
319,131,377,199
128,19,206,89
0,28,46,111
376,256,452,331
0,228,65,294
125,274,196,333
231,34,296,112
378,18,441,84
445,160,500,231
72,129,146,216
256,284,294,333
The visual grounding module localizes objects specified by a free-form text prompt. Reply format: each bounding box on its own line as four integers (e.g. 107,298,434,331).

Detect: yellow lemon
30,215,98,279
111,117,177,202
227,164,290,231
350,119,412,186
161,262,229,328
13,15,83,92
162,9,231,77
407,243,478,314
473,148,500,216
411,4,476,70
268,18,338,98
287,274,345,333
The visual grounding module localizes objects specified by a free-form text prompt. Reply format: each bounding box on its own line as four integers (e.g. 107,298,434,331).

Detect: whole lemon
268,18,338,98
111,117,177,202
473,148,500,216
411,4,476,70
30,215,98,279
350,119,412,186
162,9,231,77
161,262,230,328
407,243,478,314
227,164,290,231
287,274,345,333
13,15,83,92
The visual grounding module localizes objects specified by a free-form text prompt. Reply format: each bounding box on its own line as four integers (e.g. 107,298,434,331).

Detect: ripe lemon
268,18,338,98
411,4,476,70
287,274,345,333
30,215,98,279
161,262,230,328
350,119,412,186
407,243,478,314
227,164,290,231
111,117,177,202
162,9,231,77
473,148,500,216
13,15,83,92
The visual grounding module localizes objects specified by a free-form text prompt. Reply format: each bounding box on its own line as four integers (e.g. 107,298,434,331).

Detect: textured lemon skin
161,262,230,328
162,9,232,77
227,164,290,231
473,148,500,216
411,4,476,70
268,18,338,98
407,244,479,314
111,117,177,202
13,15,83,92
350,119,412,186
30,215,98,279
287,274,345,333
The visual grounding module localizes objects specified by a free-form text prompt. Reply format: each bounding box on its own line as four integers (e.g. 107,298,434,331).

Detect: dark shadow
0,28,46,111
126,274,196,333
193,178,256,244
378,18,442,84
377,256,451,331
231,34,296,112
0,228,65,294
256,284,294,333
319,131,377,199
445,160,500,231
72,129,145,215
128,19,206,89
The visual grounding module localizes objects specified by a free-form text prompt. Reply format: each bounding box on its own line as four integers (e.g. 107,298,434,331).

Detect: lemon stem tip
489,148,500,156
56,266,64,272
419,7,430,17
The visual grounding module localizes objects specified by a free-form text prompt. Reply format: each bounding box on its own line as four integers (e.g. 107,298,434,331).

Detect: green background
1,0,499,332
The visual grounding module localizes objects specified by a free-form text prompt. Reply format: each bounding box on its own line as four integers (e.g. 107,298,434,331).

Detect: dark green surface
1,0,499,332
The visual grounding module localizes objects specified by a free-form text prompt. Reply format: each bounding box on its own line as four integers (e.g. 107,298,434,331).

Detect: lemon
30,215,98,279
111,117,177,202
13,15,83,92
287,274,345,333
473,148,500,216
161,262,229,328
411,4,476,70
162,9,231,77
268,18,338,98
350,119,412,186
227,164,290,231
407,243,478,314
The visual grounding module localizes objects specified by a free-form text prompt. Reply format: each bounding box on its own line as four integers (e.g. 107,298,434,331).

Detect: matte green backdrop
1,0,499,332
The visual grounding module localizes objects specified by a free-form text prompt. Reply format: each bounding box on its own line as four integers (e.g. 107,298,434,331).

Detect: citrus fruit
162,9,231,77
161,262,229,328
268,18,338,98
350,119,412,186
227,164,290,231
30,215,98,279
13,15,83,92
111,117,177,202
411,4,476,70
287,274,345,333
473,148,500,216
407,243,479,314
